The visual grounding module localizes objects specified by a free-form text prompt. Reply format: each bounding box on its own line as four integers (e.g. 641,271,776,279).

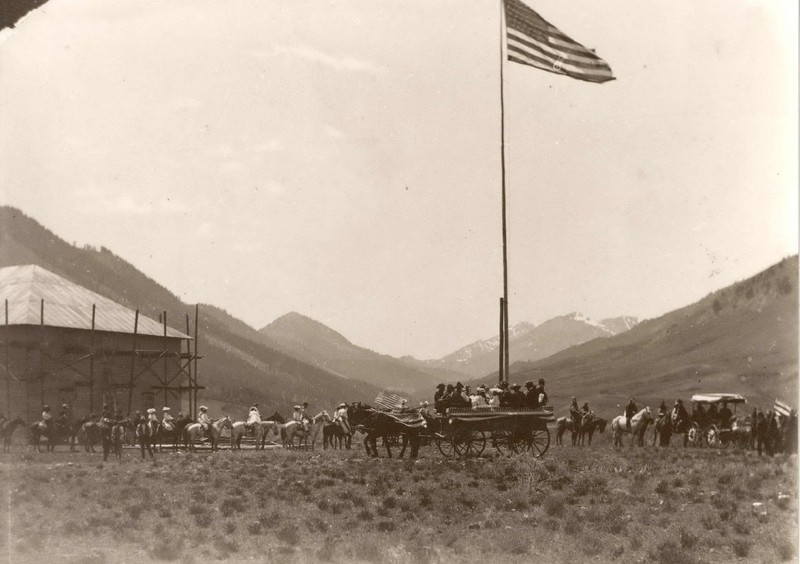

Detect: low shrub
731,538,751,558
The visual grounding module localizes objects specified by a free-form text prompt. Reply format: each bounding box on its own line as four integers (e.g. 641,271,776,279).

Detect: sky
0,0,797,359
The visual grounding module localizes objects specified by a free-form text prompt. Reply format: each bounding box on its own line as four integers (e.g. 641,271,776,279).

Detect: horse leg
398,435,407,459
410,435,420,459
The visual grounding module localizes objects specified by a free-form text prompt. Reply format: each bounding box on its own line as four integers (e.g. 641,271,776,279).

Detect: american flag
504,0,614,84
374,391,407,411
774,399,792,418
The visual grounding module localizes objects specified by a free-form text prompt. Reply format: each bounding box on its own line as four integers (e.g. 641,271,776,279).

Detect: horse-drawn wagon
687,393,748,448
428,406,554,458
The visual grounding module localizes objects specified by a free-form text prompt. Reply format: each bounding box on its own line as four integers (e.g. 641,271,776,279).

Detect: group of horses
556,407,655,448
4,403,425,461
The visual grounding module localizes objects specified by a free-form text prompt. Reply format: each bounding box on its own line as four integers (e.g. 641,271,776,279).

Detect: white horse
281,412,325,450
184,416,233,452
230,420,281,450
611,407,653,447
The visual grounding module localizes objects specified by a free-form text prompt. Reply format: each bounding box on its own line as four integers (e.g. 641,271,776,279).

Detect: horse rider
334,403,351,435
718,401,733,429
292,405,308,433
197,405,212,439
161,407,175,431
580,402,591,418
40,405,52,430
656,401,667,420
569,397,581,428
624,398,638,433
246,403,261,435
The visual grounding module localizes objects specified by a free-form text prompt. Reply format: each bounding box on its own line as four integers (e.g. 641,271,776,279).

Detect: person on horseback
570,397,581,427
657,401,667,419
40,405,52,430
625,398,638,432
334,403,351,435
246,403,261,435
197,405,211,439
671,399,689,427
161,407,174,431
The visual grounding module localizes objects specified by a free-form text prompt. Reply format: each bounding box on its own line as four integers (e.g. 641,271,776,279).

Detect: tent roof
0,265,190,339
690,393,747,404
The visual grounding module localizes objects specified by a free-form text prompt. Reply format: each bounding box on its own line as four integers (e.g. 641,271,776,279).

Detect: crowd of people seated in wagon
433,379,548,414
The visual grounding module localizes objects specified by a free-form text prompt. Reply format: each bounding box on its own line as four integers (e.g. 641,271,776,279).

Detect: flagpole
499,0,510,384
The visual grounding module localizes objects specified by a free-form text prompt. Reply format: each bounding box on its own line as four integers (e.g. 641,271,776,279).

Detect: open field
1,439,796,564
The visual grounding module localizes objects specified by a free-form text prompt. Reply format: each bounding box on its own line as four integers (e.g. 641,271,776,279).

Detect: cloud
250,44,387,75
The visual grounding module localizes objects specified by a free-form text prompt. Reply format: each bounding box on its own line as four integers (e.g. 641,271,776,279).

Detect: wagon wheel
687,423,701,447
527,428,550,458
436,435,455,458
491,431,515,457
719,428,731,449
453,430,486,458
509,431,531,454
705,425,720,448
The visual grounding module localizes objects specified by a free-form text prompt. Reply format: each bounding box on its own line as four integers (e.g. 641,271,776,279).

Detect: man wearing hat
624,398,638,433
40,405,52,431
434,384,446,414
197,406,211,439
509,384,525,408
161,406,175,431
418,400,431,418
334,403,351,435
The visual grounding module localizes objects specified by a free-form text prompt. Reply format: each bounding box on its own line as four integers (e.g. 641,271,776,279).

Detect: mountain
0,206,380,415
258,312,454,393
430,314,639,377
505,256,798,417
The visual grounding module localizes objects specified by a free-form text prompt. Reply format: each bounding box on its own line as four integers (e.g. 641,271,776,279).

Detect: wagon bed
430,406,554,458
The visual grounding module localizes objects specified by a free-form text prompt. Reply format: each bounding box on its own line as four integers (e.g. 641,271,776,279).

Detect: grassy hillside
0,206,380,415
259,312,453,394
505,256,798,418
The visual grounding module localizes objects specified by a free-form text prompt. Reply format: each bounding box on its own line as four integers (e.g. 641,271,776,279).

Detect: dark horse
136,419,158,459
578,415,606,446
348,404,421,459
323,419,351,450
30,420,67,453
156,415,191,452
653,411,690,447
2,416,25,453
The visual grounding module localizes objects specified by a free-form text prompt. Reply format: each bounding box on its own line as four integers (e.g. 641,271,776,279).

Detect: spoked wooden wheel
687,423,701,447
509,432,531,454
491,431,515,456
453,430,486,458
528,428,550,457
436,435,455,458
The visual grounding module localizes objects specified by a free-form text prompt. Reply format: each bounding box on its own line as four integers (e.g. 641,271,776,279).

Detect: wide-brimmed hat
538,378,545,385
511,383,521,389
293,405,302,410
147,408,156,414
455,382,464,389
162,406,171,411
420,401,429,407
337,403,347,409
199,405,208,411
525,381,533,388
436,383,445,389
